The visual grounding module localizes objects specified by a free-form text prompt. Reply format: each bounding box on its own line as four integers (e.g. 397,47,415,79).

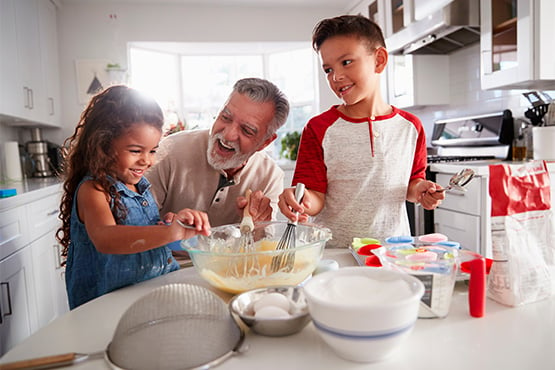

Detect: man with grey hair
147,77,290,228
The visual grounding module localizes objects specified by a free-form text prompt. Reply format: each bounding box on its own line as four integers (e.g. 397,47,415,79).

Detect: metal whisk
271,183,305,273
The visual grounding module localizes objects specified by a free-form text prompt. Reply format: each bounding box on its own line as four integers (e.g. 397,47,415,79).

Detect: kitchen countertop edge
0,177,63,210
430,159,555,176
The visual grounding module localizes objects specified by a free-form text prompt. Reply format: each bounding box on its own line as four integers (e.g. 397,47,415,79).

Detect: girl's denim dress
65,176,179,309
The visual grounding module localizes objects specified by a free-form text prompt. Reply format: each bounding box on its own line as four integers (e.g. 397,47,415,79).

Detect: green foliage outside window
280,131,301,160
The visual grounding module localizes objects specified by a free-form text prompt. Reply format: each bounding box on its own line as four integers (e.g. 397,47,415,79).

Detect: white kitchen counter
1,249,554,370
0,177,62,210
430,159,555,176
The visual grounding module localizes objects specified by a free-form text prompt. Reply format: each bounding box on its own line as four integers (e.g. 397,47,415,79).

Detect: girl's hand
173,209,211,238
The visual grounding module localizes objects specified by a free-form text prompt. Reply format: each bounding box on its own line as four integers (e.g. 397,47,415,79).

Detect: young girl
56,85,210,309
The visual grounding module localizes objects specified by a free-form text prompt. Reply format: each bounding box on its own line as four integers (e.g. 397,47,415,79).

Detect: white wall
52,1,344,144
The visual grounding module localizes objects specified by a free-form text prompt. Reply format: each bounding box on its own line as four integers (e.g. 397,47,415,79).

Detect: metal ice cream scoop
436,168,475,192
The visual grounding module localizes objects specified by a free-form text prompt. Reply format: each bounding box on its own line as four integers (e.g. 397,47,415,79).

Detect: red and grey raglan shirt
292,105,427,248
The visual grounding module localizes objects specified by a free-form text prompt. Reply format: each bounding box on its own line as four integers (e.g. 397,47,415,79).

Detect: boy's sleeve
410,122,428,180
292,122,328,194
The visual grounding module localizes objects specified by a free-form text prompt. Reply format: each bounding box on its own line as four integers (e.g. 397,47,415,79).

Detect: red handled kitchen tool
459,250,491,318
468,257,486,318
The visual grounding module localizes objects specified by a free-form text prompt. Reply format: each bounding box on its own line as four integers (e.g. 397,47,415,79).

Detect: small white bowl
229,286,311,337
303,267,424,363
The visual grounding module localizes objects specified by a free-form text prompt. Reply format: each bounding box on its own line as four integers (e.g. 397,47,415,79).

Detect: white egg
253,292,291,313
254,305,291,319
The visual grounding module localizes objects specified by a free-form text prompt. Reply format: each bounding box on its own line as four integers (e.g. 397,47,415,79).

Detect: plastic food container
373,245,458,318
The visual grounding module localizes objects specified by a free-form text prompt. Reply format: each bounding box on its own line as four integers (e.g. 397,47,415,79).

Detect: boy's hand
278,187,324,223
236,190,272,223
419,181,445,210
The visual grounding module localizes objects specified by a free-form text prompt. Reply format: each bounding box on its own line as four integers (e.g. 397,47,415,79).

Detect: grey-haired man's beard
207,133,253,170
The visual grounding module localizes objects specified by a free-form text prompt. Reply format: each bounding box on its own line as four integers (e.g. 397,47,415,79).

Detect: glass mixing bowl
181,221,332,294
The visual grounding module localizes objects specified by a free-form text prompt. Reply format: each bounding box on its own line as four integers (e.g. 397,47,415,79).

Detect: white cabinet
383,0,412,38
347,0,386,29
30,233,66,327
0,247,35,356
0,189,67,356
38,0,61,126
0,0,61,126
0,0,23,121
480,0,555,90
26,192,68,327
434,208,480,253
14,0,44,123
0,206,29,261
433,173,492,258
386,54,449,108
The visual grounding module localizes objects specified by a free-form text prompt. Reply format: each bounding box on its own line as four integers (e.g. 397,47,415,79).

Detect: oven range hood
386,0,480,55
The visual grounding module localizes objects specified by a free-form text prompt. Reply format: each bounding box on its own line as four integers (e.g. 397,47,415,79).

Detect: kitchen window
128,42,318,159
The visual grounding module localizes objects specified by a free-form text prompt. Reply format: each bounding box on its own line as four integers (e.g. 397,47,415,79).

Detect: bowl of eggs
181,221,331,294
229,286,311,337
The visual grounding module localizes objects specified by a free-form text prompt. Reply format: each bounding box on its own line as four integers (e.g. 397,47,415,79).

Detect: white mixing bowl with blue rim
303,266,424,363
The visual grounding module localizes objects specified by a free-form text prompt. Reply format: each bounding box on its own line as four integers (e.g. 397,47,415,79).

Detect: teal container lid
0,188,17,198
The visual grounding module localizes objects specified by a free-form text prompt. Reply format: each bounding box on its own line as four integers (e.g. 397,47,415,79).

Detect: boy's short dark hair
312,14,386,52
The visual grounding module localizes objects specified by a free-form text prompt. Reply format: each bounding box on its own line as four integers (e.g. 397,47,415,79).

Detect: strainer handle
0,352,102,370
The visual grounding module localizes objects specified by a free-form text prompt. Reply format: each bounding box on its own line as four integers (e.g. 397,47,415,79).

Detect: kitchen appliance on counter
408,111,511,238
430,111,511,160
25,128,54,177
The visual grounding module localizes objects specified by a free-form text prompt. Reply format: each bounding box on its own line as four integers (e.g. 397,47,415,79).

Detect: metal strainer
107,283,245,369
1,284,246,370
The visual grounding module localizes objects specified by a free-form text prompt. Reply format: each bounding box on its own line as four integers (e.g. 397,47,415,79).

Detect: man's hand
236,190,272,222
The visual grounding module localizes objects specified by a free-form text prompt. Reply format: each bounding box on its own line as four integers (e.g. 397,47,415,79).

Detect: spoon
436,168,475,192
176,219,197,230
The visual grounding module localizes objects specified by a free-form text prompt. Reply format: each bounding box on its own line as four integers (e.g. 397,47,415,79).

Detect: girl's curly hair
56,85,164,256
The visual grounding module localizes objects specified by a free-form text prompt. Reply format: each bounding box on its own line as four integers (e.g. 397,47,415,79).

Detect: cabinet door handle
47,209,58,217
1,282,13,324
29,88,34,109
49,97,55,115
23,87,29,108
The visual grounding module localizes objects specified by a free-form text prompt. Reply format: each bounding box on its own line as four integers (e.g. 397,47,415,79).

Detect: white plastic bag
487,161,555,306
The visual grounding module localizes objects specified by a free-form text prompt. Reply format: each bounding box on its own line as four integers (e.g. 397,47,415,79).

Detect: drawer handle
1,282,13,324
47,210,59,217
444,190,465,196
54,244,63,269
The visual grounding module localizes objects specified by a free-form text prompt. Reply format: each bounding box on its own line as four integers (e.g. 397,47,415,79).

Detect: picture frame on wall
75,59,110,104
